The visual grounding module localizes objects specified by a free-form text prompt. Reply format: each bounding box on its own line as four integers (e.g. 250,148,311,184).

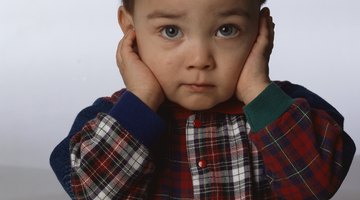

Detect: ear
118,6,134,33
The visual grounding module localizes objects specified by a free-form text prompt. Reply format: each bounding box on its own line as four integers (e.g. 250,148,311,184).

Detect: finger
256,7,274,59
116,38,124,67
120,29,138,67
268,14,275,56
116,29,137,72
258,7,271,44
116,30,130,68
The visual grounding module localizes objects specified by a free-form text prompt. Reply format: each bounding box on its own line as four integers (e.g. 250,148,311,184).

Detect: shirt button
193,119,202,128
198,160,207,168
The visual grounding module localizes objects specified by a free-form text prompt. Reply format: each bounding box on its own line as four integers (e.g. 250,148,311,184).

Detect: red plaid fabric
70,89,347,199
250,101,345,199
70,114,155,199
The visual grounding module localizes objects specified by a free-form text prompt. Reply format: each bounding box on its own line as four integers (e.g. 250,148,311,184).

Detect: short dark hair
122,0,134,14
122,0,267,14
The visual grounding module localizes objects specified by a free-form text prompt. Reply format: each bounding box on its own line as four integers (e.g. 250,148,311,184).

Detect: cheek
215,35,255,66
144,52,177,75
136,39,181,86
138,38,181,68
216,46,249,75
137,39,163,70
214,43,253,90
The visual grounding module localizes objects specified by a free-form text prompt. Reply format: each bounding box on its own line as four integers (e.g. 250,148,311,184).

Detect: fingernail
263,7,270,16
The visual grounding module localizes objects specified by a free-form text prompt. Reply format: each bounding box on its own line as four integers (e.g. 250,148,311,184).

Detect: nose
186,39,215,70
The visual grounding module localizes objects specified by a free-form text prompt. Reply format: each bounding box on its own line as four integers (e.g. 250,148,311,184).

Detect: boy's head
118,0,267,110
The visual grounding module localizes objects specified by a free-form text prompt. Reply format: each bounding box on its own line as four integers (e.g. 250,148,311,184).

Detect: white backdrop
0,0,358,170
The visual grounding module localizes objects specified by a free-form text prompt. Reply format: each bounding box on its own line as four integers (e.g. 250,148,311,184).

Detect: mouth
182,83,215,92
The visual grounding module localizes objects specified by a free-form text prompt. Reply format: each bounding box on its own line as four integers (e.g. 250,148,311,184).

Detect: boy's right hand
116,29,165,111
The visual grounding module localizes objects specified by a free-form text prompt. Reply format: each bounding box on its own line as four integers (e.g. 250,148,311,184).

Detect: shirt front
148,99,272,199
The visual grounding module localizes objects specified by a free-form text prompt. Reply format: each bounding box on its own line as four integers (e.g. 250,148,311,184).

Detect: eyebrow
146,7,251,20
146,10,186,20
217,7,251,19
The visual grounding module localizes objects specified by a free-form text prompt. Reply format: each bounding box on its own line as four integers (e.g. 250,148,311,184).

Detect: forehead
133,0,260,19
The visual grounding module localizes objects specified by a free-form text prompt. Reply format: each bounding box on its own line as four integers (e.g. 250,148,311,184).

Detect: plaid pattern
70,114,155,199
185,114,263,199
250,100,345,199
70,90,346,199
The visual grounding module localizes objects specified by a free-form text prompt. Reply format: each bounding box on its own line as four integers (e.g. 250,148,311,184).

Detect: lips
182,83,215,92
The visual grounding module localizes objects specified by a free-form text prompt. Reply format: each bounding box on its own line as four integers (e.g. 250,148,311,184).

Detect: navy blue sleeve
49,97,114,199
108,90,166,149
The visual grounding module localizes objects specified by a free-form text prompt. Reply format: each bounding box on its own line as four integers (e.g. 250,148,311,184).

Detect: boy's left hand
236,7,274,105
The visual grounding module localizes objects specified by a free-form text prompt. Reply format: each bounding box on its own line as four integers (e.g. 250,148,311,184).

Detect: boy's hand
236,7,274,105
116,29,165,111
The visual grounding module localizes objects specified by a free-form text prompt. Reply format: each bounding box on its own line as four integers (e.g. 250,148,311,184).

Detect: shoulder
68,89,126,137
83,89,126,113
273,80,344,126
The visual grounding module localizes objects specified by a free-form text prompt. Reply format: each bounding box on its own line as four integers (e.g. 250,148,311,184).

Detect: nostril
204,65,211,69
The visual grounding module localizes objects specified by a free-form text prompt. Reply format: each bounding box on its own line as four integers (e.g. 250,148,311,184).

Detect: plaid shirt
65,82,355,199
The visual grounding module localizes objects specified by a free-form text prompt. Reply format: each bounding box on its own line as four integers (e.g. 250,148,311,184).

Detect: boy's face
124,0,260,110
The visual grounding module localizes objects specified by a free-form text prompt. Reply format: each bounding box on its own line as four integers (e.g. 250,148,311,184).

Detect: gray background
0,0,358,199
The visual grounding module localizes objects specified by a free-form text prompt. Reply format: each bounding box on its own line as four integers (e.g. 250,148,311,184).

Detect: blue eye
216,24,239,38
161,25,182,39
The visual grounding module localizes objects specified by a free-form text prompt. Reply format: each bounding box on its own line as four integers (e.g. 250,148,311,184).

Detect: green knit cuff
244,82,294,132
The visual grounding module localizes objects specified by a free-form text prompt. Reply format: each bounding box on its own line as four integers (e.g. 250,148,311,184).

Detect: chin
168,92,232,111
178,100,218,111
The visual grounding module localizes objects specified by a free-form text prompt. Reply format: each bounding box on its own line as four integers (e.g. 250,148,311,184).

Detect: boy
50,0,356,199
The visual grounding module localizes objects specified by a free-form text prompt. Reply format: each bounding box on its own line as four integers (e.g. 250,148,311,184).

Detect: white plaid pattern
71,114,154,199
186,113,270,199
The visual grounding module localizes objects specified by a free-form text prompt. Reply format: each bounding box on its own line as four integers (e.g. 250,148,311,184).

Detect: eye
160,25,183,40
216,24,240,38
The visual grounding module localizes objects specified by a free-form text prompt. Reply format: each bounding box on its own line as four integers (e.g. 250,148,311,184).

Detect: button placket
188,115,209,170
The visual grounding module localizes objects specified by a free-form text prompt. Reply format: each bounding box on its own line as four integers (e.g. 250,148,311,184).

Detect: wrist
108,91,166,149
239,80,271,105
243,82,294,131
131,90,164,111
